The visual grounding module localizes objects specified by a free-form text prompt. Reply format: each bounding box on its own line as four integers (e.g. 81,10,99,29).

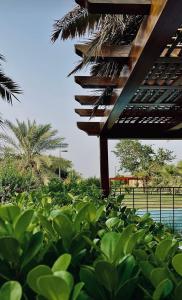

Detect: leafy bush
0,159,37,202
0,193,181,300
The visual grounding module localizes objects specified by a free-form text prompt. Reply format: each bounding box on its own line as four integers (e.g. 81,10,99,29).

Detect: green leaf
21,232,43,269
100,232,122,263
117,255,136,287
52,254,71,272
72,282,84,300
153,279,173,300
95,205,105,222
14,209,34,240
105,217,121,229
174,281,182,300
53,213,74,249
37,275,70,300
116,277,137,300
172,253,182,276
54,271,74,290
139,261,154,281
124,230,145,255
0,237,20,263
155,239,173,262
27,265,52,294
95,261,118,292
150,268,170,287
0,281,22,300
0,205,20,223
80,267,106,300
75,203,96,231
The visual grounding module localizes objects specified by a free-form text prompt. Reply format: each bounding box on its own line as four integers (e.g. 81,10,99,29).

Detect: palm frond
51,5,101,42
0,71,22,103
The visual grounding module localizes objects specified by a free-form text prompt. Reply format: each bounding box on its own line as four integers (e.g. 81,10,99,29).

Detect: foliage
0,120,67,183
51,5,143,78
113,140,175,175
0,192,181,299
0,54,21,104
0,158,37,202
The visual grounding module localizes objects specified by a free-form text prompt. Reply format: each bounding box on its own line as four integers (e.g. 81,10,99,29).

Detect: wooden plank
75,95,180,107
101,0,182,134
75,108,110,117
77,122,182,139
75,108,182,117
75,44,182,61
75,76,126,88
75,44,131,62
100,137,110,198
75,95,117,106
76,0,151,15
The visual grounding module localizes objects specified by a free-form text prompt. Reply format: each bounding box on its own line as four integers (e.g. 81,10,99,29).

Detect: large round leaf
0,281,22,300
153,279,173,300
21,232,43,269
172,253,182,276
155,239,173,262
0,205,20,223
100,232,122,263
0,237,20,263
52,254,71,272
37,275,70,300
80,267,106,300
95,261,118,292
14,209,34,240
27,265,52,294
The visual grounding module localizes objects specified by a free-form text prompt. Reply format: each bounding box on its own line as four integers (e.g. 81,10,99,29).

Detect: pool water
137,209,182,232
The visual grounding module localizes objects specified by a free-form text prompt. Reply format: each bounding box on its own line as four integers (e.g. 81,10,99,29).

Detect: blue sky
0,0,181,177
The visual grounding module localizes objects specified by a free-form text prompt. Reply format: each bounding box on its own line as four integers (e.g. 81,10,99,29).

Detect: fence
112,186,182,232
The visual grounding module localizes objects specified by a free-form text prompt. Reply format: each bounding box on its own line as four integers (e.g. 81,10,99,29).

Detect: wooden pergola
74,0,182,197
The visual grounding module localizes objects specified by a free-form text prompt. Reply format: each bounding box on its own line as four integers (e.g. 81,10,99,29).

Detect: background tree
0,120,66,183
113,140,175,179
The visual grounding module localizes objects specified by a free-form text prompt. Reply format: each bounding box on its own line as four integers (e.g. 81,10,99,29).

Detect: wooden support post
100,137,110,198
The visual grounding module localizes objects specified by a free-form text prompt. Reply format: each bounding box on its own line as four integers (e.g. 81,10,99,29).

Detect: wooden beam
101,0,182,134
75,95,117,106
100,137,110,198
75,44,182,61
75,44,131,62
76,0,151,15
77,122,182,139
75,95,180,107
75,76,126,89
76,108,182,117
75,108,110,117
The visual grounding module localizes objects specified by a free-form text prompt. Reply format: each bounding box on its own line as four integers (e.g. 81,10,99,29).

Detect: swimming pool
137,208,182,232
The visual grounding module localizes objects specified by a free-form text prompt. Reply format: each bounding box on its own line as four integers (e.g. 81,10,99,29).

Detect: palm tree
51,5,142,77
0,120,65,183
0,54,21,104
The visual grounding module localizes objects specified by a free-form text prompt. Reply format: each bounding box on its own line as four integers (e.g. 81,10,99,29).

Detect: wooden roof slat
77,122,182,139
75,76,126,88
75,44,131,62
76,0,151,15
101,0,182,134
76,108,182,118
75,44,182,62
75,95,180,107
75,108,110,117
75,95,117,106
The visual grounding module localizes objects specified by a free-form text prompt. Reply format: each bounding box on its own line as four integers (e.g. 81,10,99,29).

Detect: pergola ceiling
74,0,182,139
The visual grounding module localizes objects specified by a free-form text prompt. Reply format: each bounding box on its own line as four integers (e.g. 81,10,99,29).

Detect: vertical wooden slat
100,137,110,198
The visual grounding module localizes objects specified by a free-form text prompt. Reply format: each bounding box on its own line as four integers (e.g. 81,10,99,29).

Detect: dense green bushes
0,192,181,300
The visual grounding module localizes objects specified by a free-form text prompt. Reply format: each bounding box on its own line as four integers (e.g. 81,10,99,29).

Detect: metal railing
112,186,182,232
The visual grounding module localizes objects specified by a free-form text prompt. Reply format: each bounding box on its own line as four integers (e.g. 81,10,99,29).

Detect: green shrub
0,193,181,299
